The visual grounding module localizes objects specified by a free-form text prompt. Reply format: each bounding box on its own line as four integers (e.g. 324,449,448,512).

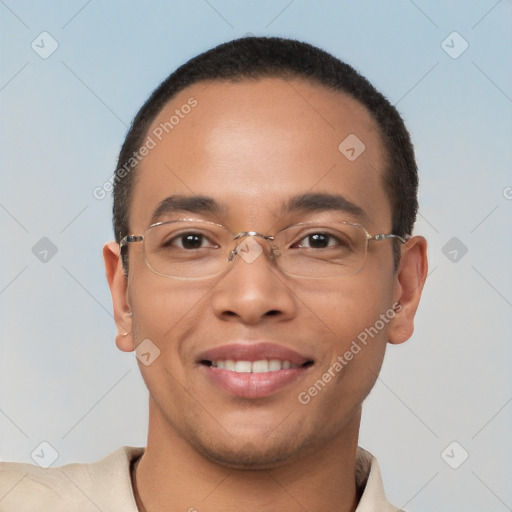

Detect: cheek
298,275,395,393
126,274,213,410
338,281,396,381
295,270,395,342
297,286,393,430
127,268,214,354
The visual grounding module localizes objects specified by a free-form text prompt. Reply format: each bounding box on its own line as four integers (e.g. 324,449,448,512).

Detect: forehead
130,77,390,232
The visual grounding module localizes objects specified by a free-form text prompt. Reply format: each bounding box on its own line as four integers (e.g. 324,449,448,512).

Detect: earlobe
103,241,135,352
388,236,428,345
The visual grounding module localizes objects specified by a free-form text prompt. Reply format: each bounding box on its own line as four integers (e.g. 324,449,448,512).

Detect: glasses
119,218,409,280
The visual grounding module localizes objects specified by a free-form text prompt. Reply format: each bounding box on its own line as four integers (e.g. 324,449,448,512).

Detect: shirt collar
355,447,402,512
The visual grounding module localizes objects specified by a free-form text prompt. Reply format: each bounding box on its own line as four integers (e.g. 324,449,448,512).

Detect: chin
195,440,300,470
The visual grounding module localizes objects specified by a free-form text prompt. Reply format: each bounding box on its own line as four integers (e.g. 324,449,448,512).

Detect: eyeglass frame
119,218,410,280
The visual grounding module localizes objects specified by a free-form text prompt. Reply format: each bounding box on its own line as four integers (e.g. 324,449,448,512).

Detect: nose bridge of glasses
233,231,274,242
227,231,276,262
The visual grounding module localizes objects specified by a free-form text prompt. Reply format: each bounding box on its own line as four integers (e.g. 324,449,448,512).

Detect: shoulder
0,446,144,512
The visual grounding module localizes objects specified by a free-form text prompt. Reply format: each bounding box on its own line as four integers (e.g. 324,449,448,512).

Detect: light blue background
1,1,511,511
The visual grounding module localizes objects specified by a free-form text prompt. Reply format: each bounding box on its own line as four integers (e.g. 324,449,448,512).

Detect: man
0,37,427,511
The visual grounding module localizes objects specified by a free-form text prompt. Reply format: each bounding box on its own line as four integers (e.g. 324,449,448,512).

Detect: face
105,77,426,469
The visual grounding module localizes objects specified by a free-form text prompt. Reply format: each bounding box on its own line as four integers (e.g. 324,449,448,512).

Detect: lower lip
202,365,309,399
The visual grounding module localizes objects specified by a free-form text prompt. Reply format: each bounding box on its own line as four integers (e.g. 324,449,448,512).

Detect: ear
388,235,428,345
103,241,135,352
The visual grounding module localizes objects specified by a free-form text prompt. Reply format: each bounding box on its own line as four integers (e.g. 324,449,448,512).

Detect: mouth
201,359,314,373
197,342,314,399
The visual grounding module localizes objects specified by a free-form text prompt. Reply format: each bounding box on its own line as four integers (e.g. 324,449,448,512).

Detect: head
113,37,418,267
104,37,427,469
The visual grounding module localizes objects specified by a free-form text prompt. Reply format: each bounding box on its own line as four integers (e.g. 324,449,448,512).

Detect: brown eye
178,233,205,250
294,232,340,249
163,232,216,250
306,233,330,248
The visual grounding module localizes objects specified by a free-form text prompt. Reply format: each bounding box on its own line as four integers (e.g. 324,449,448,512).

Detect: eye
293,232,343,249
164,232,219,250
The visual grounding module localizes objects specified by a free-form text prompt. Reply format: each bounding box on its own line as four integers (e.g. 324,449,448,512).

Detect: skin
104,77,428,512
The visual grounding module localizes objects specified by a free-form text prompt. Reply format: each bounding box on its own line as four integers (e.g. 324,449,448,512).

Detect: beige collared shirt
0,446,403,511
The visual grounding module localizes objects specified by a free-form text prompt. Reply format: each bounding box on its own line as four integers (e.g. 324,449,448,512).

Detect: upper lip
198,342,314,366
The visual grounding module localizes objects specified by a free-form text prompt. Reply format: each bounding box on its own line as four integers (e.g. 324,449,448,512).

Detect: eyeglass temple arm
369,233,410,244
119,235,144,249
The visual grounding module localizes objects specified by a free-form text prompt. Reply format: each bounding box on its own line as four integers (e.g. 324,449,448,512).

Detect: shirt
0,446,403,511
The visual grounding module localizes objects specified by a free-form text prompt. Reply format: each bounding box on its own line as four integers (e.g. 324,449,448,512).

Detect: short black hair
113,36,418,268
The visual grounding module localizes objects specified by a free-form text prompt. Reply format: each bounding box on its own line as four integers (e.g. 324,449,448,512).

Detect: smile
197,342,315,399
205,359,308,373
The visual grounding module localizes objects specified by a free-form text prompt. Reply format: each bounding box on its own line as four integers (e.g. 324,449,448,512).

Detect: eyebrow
282,192,366,220
150,192,366,225
151,195,225,224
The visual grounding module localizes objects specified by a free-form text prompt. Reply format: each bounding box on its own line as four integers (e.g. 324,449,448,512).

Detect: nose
211,235,297,325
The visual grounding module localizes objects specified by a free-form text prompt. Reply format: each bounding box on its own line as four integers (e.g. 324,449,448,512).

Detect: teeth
224,359,235,371
269,359,282,371
211,359,298,373
252,360,269,373
234,361,252,373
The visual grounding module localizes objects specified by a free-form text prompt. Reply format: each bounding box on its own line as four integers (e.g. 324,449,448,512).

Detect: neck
133,401,361,512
